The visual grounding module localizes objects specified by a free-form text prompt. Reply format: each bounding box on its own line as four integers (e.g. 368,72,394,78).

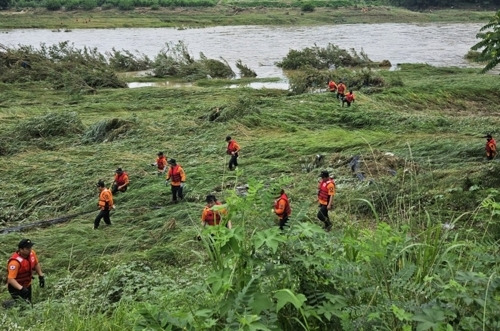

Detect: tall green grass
1,63,499,329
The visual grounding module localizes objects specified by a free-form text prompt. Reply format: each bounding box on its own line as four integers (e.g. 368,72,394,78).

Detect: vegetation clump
17,112,85,139
82,118,135,143
277,43,383,70
151,41,235,80
0,42,127,91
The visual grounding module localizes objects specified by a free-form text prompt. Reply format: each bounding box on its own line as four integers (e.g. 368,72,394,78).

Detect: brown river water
0,23,485,88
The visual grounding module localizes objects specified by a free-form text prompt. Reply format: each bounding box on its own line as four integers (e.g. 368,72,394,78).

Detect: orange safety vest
486,139,497,158
328,81,337,92
98,188,113,210
114,172,128,186
318,179,335,205
274,194,291,219
168,165,182,182
203,202,222,226
345,93,355,102
227,140,239,155
8,251,37,287
337,83,346,94
156,156,167,170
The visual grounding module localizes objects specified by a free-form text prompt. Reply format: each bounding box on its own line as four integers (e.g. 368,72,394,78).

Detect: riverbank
0,6,496,29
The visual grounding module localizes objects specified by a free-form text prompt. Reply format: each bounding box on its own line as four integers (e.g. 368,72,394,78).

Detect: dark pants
337,92,345,100
317,205,332,229
279,216,289,230
94,209,111,229
229,153,239,170
342,99,352,107
111,184,127,194
8,284,31,303
171,185,184,202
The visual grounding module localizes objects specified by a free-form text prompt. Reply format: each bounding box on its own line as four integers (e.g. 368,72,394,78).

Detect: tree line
1,0,499,11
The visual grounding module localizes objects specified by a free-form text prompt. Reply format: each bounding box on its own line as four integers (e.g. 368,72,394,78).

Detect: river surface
0,23,484,81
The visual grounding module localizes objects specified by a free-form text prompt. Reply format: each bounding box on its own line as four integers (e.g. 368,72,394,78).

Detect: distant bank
0,6,497,29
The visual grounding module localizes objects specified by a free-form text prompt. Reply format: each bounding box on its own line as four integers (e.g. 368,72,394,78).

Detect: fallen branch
0,210,95,235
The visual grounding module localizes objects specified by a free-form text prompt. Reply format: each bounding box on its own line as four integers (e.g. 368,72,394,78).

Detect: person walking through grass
201,194,231,229
94,180,114,229
111,168,129,194
6,239,45,304
336,81,346,100
317,170,335,232
273,188,291,230
165,159,185,203
226,135,241,171
327,79,337,94
485,134,497,160
151,151,167,176
342,90,355,107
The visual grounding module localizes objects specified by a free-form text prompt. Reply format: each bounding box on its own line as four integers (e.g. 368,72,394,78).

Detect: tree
0,0,10,10
471,10,500,73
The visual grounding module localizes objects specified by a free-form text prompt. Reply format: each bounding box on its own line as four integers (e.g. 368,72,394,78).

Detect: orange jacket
337,83,346,94
344,92,355,102
201,201,225,226
486,138,497,158
114,172,129,186
156,156,167,171
274,193,291,220
98,188,114,210
318,178,336,206
227,140,240,155
166,164,186,186
7,250,39,287
328,80,337,92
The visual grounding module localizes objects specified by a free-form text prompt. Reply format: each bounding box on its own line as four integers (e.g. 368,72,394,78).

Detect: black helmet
320,170,329,178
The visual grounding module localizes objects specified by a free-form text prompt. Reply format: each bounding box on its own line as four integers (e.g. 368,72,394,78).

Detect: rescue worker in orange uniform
94,180,114,229
336,81,346,100
7,239,45,303
327,79,337,93
317,170,335,231
342,90,355,107
201,195,231,229
151,151,167,176
166,159,186,203
273,189,291,230
226,136,241,171
111,168,129,194
485,134,497,160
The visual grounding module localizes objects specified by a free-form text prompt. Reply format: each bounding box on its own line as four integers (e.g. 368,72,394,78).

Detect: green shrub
236,59,257,78
44,0,61,10
301,3,314,12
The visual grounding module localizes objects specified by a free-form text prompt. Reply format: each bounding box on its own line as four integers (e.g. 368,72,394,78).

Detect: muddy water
0,23,483,80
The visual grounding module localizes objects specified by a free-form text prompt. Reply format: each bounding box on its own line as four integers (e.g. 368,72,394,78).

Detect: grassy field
0,6,497,29
0,57,499,329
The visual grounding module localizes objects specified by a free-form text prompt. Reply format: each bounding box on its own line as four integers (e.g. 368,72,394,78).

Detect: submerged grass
0,63,499,329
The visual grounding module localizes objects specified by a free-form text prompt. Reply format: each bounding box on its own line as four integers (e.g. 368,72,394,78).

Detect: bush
277,43,379,70
45,0,61,10
236,59,257,78
301,3,314,12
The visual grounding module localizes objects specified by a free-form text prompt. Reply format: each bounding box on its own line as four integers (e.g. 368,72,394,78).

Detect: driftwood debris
0,210,95,235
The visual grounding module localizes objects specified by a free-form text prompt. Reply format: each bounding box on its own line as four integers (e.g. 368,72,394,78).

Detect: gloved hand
39,275,45,288
165,180,170,186
180,182,185,188
20,287,29,296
